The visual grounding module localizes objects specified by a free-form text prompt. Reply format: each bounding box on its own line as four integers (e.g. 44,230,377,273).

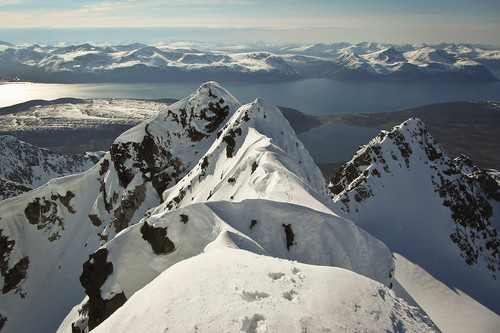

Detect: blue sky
1,0,499,45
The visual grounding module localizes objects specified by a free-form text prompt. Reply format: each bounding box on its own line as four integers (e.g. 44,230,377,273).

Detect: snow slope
329,118,500,332
0,135,103,200
88,248,438,333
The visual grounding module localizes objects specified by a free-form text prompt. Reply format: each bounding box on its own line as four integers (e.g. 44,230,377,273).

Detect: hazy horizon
1,1,499,46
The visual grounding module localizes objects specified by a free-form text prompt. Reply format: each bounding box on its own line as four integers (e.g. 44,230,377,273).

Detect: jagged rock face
0,135,103,200
329,118,500,279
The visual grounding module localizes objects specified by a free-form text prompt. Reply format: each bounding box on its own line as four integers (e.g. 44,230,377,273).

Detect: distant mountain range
1,41,498,83
0,82,498,333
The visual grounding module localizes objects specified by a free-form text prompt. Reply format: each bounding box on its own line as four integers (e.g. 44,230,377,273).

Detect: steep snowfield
0,135,103,199
329,118,500,332
394,253,500,333
87,249,437,333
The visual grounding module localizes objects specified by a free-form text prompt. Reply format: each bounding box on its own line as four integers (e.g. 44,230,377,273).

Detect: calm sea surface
1,79,499,164
2,79,500,114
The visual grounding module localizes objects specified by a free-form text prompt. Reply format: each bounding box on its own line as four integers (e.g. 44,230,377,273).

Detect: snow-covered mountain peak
328,117,500,317
369,46,406,63
406,47,457,64
153,94,334,216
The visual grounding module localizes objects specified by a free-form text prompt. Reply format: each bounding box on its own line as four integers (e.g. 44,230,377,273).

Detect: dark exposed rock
2,257,29,294
112,184,147,233
140,222,175,255
250,220,258,229
223,135,236,158
109,142,133,188
0,230,15,278
282,224,295,251
0,314,6,331
23,191,76,241
180,214,189,224
99,159,109,176
223,128,242,158
251,161,258,174
88,214,103,227
0,178,32,201
79,248,124,330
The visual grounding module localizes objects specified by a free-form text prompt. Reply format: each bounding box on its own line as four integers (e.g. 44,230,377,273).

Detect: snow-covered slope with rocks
0,135,103,200
0,98,166,133
88,249,437,333
0,82,409,333
1,41,498,83
328,118,500,332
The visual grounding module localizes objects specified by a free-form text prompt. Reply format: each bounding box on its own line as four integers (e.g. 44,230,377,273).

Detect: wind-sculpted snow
61,199,395,331
157,96,334,214
0,135,103,200
87,249,437,333
329,118,500,319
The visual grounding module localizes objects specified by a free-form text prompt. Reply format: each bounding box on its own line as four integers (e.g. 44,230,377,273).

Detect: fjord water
2,79,500,114
1,79,499,164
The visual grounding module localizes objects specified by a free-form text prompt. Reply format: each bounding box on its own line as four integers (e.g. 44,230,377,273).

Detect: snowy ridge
59,88,398,332
62,199,395,331
0,135,103,200
0,82,414,333
157,96,333,214
328,118,500,331
89,249,437,333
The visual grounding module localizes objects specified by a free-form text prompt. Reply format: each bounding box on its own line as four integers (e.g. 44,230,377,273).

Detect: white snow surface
91,248,438,333
394,253,500,333
72,199,393,311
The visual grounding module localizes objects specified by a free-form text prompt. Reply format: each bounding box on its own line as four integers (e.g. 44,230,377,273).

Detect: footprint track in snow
241,313,266,333
267,272,286,280
241,290,270,302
